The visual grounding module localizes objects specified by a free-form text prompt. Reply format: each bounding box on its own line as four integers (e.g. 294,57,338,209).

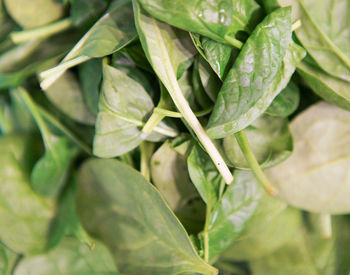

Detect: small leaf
76,158,218,275
265,81,300,117
266,101,350,214
223,114,293,169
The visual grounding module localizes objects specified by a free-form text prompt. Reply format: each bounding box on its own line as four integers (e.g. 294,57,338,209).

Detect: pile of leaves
0,0,349,274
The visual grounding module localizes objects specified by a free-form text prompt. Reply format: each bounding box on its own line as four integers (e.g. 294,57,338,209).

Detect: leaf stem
234,130,277,195
11,18,72,44
319,214,332,239
224,34,243,49
292,20,301,31
202,204,211,262
140,142,154,181
154,106,213,118
142,112,165,134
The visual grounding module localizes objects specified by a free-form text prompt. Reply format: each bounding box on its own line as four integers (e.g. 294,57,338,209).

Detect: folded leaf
207,8,295,138
297,60,350,111
278,0,350,82
93,64,175,158
266,101,350,214
76,158,218,275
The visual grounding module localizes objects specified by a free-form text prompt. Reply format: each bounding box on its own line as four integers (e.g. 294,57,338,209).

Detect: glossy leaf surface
207,8,295,138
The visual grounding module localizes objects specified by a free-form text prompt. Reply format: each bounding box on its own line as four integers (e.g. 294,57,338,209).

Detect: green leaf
78,58,103,115
278,0,350,82
4,0,64,29
197,56,221,102
265,81,300,117
0,243,18,275
220,194,302,260
93,64,176,158
40,0,137,89
151,140,205,233
207,170,262,260
138,0,261,46
14,237,120,275
19,88,79,198
43,71,96,125
266,101,350,214
187,143,223,206
250,226,336,275
207,8,297,139
223,114,293,169
297,60,350,111
76,158,218,275
0,135,54,254
70,0,109,28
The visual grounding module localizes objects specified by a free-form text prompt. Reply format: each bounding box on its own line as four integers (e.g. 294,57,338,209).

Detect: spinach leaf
4,0,64,29
266,101,350,214
265,81,300,117
40,0,137,89
138,0,261,47
14,238,120,275
0,243,18,275
78,58,103,114
207,8,296,138
220,194,301,260
93,64,176,158
19,88,79,198
207,170,262,260
70,0,109,28
0,135,54,254
43,71,96,125
76,158,218,275
223,114,293,169
250,226,336,275
297,60,350,111
278,0,350,82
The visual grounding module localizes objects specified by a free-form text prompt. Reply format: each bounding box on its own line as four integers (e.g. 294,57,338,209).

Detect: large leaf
278,0,350,82
250,226,336,275
220,194,301,261
223,114,293,169
207,170,262,260
150,140,205,233
43,71,95,125
207,8,296,139
138,0,261,46
40,0,137,89
4,0,64,29
0,135,54,254
266,101,350,214
14,238,120,275
297,60,350,111
93,64,176,158
76,158,218,275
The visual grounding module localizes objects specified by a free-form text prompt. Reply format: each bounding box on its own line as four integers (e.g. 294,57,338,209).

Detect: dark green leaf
265,81,300,117
76,158,218,275
223,115,293,169
207,170,262,260
207,8,296,138
14,238,120,275
70,0,109,28
138,0,261,45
